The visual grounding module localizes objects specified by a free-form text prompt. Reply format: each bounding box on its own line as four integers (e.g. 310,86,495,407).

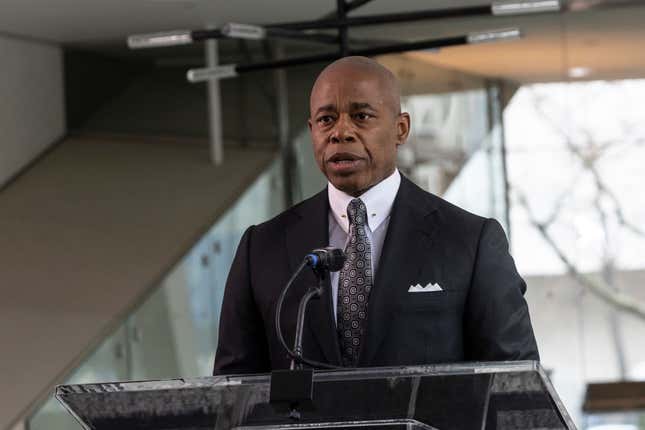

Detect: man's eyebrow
314,104,336,116
350,102,377,111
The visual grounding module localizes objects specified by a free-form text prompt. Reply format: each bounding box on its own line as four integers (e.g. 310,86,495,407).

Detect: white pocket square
408,282,443,293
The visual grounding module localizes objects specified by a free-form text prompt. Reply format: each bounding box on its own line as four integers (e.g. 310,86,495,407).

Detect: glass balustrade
27,157,285,430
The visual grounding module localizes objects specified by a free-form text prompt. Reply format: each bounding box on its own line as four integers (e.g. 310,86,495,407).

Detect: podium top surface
56,361,576,430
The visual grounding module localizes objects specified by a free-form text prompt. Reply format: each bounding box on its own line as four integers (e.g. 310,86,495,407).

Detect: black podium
56,361,576,429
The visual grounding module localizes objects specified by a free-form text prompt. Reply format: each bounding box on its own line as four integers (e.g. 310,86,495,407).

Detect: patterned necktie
337,198,373,366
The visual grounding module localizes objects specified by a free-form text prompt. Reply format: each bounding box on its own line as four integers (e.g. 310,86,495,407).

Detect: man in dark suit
214,56,539,374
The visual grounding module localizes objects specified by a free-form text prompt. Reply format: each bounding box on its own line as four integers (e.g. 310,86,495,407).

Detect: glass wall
504,79,645,428
399,85,509,229
27,158,285,429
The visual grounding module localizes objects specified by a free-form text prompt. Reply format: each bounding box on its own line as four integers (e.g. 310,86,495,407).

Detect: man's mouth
328,153,361,162
327,153,363,172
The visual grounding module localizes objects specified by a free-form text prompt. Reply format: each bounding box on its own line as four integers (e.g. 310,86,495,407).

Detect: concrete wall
0,34,65,187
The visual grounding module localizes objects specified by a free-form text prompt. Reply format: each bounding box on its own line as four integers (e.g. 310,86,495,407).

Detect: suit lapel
360,176,438,365
285,189,342,366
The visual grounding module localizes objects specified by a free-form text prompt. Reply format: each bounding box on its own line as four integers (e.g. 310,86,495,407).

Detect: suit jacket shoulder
397,175,490,248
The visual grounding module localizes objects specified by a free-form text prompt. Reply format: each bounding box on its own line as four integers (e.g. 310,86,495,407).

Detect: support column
273,43,296,206
487,80,512,241
205,39,224,165
337,0,349,56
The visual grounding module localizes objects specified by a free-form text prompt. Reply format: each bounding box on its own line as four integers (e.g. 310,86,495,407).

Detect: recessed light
568,66,591,78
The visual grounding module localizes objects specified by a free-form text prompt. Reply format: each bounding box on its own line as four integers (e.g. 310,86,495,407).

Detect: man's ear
307,117,313,132
396,112,411,146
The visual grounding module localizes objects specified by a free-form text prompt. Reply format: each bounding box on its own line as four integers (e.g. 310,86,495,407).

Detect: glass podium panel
232,419,437,429
56,361,576,430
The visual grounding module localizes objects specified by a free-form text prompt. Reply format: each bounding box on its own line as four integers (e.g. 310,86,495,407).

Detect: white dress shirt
328,169,401,317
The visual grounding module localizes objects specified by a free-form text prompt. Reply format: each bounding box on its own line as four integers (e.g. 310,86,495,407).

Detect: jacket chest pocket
385,289,467,364
394,289,466,313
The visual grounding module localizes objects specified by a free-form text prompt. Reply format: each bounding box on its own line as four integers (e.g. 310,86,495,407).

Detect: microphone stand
271,266,328,418
291,269,325,370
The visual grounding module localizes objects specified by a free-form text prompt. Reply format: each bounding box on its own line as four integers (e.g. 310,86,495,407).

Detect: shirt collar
328,169,401,234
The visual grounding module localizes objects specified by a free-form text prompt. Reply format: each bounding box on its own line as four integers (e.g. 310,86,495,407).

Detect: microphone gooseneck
274,249,346,370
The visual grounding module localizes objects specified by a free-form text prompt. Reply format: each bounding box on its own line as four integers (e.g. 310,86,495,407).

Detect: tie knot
347,198,367,226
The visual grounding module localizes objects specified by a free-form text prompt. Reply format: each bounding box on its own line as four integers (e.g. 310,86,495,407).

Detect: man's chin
328,175,368,197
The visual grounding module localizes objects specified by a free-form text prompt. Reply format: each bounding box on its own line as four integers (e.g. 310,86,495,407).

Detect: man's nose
330,115,356,144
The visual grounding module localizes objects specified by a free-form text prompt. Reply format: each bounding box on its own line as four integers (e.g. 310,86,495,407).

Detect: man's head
308,56,410,197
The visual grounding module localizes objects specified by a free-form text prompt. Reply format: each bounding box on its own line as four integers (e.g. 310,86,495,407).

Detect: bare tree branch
529,89,645,240
542,171,585,228
516,191,645,321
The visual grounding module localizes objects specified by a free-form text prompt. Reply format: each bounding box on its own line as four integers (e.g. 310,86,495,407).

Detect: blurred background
1,0,644,429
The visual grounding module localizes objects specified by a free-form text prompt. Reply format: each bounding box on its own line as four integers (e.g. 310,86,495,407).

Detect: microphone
305,247,346,272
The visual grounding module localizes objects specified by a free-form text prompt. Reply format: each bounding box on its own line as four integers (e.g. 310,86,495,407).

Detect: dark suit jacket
214,176,539,374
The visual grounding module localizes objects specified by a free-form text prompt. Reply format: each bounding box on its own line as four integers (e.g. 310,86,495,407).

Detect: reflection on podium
56,361,576,429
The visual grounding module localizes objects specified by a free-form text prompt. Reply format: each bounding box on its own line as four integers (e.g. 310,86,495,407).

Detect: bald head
310,56,402,116
307,56,411,197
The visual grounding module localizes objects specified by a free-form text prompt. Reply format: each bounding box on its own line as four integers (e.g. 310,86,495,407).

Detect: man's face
308,66,410,196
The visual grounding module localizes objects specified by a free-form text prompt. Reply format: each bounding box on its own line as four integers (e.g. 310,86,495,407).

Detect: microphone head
306,247,346,272
324,247,346,272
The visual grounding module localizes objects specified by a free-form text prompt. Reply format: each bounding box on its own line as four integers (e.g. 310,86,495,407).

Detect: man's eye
317,116,334,125
354,112,372,120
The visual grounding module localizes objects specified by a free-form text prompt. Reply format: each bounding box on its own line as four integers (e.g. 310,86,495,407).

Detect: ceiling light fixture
128,1,533,79
221,23,266,40
128,30,193,49
467,28,521,44
187,65,238,83
186,27,522,83
492,0,561,15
